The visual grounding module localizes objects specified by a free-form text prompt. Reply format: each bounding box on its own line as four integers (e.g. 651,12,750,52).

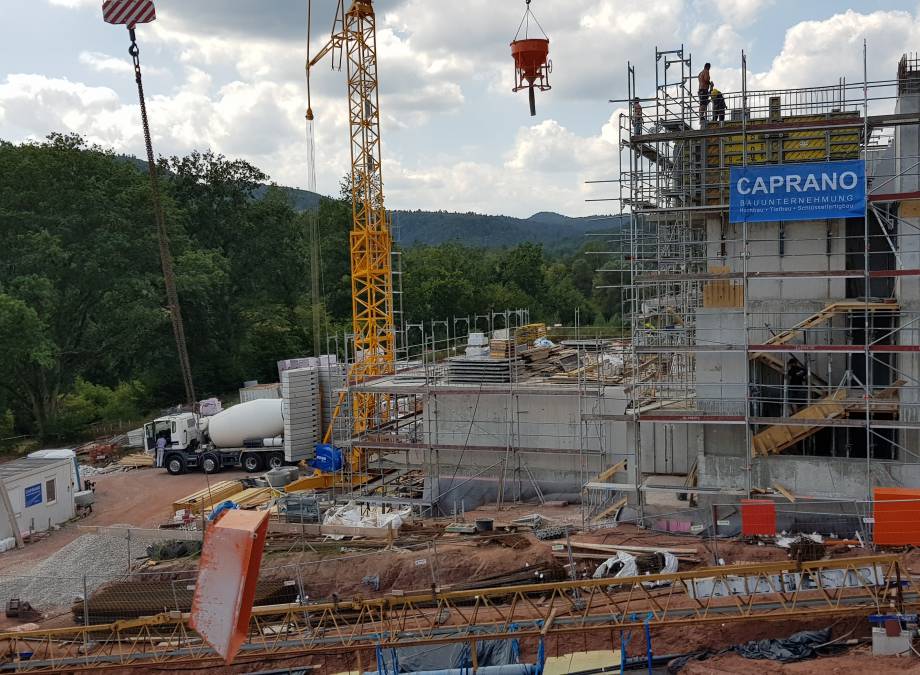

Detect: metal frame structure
1,554,908,671
307,0,395,486
597,47,920,518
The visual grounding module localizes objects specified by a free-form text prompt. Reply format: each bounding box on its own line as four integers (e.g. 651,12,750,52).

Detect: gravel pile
0,533,132,612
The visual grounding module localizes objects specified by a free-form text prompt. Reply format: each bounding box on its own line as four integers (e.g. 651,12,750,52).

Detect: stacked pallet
489,323,547,358
172,480,243,515
446,356,524,383
281,367,321,462
317,358,348,441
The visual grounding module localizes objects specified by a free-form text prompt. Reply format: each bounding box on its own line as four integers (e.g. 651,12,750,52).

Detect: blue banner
729,160,866,223
24,484,42,508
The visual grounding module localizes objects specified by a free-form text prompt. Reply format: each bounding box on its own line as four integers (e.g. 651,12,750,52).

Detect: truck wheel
165,454,187,475
242,453,263,473
267,452,284,470
202,453,221,475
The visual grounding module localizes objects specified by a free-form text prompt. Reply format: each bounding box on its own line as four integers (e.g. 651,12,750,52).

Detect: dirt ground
1,485,917,673
681,649,920,673
0,466,248,575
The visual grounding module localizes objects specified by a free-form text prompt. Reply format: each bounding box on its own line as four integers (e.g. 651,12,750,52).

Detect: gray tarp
668,628,835,672
372,638,520,673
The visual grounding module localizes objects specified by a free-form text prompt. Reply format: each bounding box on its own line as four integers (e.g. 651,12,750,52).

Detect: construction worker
787,359,807,412
711,86,726,124
632,97,643,137
155,433,167,467
698,62,713,125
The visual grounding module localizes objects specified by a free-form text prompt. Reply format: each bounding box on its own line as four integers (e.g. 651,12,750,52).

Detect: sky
1,0,920,218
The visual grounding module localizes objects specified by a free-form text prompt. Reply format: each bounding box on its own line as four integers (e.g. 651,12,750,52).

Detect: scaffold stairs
752,390,848,456
761,300,899,347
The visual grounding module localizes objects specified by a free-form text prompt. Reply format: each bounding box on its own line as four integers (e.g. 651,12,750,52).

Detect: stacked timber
172,480,243,515
116,452,154,468
489,323,547,358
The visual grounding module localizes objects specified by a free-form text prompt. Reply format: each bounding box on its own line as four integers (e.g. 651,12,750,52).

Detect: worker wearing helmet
711,86,726,124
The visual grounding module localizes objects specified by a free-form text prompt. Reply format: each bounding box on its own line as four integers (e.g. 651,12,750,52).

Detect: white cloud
690,23,742,63
383,113,620,217
78,51,166,76
0,75,130,145
752,10,920,89
47,0,97,7
708,0,774,27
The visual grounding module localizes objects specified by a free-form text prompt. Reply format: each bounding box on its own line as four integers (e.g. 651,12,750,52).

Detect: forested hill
391,210,624,250
277,185,625,250
0,138,628,445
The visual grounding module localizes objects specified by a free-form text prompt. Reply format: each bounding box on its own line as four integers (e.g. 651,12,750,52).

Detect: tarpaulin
668,628,835,672
735,628,832,662
374,638,521,672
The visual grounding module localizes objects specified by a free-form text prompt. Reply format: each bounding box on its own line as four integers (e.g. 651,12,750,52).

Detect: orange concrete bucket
511,38,550,84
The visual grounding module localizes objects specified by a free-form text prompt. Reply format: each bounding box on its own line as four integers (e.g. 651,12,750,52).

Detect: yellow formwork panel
702,116,862,170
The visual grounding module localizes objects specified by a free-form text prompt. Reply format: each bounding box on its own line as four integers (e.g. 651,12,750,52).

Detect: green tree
0,134,165,437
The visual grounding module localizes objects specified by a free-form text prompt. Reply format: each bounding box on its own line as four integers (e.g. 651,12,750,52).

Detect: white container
467,332,488,346
208,398,283,448
239,383,281,403
28,449,80,491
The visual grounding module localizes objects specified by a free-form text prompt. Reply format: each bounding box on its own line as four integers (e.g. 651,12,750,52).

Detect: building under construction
310,49,920,534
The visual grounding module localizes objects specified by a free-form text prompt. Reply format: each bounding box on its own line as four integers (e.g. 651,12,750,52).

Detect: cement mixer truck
143,368,322,475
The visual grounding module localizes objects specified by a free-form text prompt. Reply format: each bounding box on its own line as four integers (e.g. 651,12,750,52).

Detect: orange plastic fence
740,499,776,536
189,509,270,664
874,487,920,546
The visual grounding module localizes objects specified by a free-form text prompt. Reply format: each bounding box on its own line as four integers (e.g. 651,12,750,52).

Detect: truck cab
145,413,200,456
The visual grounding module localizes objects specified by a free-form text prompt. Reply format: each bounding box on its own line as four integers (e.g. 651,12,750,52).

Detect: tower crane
302,0,395,487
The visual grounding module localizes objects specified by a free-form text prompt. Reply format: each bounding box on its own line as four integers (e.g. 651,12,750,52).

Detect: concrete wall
404,386,632,489
894,89,920,449
705,216,846,301
696,309,746,415
699,452,920,500
0,459,75,539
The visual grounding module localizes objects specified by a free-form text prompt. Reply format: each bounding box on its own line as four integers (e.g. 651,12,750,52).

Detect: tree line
0,135,627,444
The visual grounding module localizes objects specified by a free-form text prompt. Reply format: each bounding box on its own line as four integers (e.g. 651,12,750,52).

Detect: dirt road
0,467,248,574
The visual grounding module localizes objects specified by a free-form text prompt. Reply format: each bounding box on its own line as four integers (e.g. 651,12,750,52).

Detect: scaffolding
302,305,645,530
598,47,920,517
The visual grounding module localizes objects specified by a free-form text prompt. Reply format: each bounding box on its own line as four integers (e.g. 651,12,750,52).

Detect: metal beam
0,555,907,672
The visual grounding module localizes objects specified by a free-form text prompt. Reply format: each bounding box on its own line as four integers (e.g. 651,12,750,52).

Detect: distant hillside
280,186,624,250
116,160,623,250
391,209,624,250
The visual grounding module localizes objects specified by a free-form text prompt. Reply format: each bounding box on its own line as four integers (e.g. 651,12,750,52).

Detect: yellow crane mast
306,0,394,481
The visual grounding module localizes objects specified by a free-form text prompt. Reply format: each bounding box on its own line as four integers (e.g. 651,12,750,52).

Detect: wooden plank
173,481,244,514
595,460,628,483
569,541,697,555
267,521,399,538
772,482,796,503
752,390,848,456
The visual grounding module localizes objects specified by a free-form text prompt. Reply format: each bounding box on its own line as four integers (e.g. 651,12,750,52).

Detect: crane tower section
343,1,394,434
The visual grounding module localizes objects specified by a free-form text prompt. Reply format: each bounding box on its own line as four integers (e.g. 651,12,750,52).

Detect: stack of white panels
281,367,321,462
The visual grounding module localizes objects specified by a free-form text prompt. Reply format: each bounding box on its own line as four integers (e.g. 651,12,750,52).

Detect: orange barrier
874,487,920,545
740,499,776,536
